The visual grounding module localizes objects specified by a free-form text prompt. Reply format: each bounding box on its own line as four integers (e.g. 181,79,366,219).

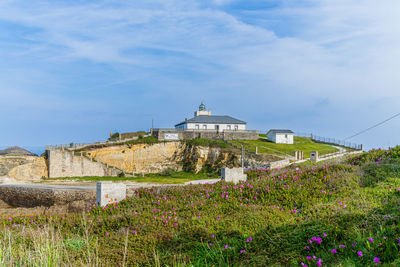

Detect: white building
175,102,247,132
266,129,294,144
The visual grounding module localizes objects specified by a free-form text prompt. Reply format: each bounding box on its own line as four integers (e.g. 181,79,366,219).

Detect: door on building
215,125,220,132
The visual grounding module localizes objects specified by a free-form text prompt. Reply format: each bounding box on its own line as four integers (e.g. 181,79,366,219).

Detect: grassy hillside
1,148,400,265
231,136,339,158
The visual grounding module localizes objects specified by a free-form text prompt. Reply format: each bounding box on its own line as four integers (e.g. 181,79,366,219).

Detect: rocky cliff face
0,155,48,182
85,142,242,174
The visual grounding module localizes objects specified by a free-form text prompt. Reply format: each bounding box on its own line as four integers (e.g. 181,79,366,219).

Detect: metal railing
295,132,363,150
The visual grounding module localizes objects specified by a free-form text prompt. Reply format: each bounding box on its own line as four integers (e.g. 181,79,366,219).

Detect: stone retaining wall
269,159,291,169
152,129,258,141
48,150,119,178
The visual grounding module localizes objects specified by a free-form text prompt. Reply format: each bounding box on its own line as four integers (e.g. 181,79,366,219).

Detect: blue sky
1,0,400,151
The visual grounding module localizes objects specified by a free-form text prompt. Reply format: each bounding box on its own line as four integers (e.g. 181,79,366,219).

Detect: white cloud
0,0,399,147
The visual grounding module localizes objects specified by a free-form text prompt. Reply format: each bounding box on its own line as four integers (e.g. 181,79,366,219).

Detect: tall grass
1,147,400,266
0,224,101,266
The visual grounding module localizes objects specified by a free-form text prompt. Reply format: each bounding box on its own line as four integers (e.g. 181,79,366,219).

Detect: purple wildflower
331,249,337,254
357,251,363,257
373,257,380,263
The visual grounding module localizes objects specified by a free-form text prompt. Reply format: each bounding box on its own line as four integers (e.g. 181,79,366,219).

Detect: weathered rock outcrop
0,184,95,208
0,155,48,181
0,184,95,217
86,142,242,174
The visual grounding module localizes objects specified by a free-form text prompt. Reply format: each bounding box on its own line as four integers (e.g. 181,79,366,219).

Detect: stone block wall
119,132,146,140
48,150,119,178
268,159,291,169
152,129,259,141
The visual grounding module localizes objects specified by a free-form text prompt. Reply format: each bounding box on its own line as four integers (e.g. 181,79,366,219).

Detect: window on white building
195,124,199,129
227,125,231,130
234,125,238,131
203,125,207,130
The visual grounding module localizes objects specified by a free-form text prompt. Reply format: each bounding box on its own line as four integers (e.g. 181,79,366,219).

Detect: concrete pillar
96,182,126,207
255,146,258,155
310,151,319,162
221,168,247,184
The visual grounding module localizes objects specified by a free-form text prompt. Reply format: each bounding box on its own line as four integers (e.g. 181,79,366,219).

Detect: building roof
266,129,294,135
175,115,246,127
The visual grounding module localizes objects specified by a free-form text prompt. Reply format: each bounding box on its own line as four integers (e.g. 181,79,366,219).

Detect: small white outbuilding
266,129,294,144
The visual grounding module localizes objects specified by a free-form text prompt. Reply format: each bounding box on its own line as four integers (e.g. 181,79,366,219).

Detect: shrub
111,132,120,139
159,168,177,176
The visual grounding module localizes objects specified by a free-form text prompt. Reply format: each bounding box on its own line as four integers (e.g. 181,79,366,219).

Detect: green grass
231,136,339,158
42,171,219,184
183,138,231,148
74,136,160,152
3,147,400,266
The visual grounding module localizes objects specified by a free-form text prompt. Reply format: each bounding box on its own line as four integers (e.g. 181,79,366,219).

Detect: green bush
110,132,120,139
159,168,177,176
361,162,400,187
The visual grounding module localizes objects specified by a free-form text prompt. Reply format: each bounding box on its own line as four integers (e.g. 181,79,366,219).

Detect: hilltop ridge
0,146,37,156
